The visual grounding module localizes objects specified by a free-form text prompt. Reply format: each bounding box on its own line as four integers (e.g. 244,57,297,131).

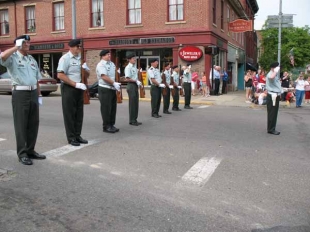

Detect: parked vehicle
0,72,58,96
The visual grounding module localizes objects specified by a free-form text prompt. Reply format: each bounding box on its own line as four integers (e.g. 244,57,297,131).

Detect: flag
288,48,295,66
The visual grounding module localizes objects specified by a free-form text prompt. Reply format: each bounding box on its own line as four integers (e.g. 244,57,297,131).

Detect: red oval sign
179,46,203,62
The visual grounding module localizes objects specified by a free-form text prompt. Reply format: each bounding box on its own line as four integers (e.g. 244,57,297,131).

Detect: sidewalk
120,87,290,108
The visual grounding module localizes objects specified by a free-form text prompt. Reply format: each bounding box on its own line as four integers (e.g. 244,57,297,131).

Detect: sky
254,0,310,30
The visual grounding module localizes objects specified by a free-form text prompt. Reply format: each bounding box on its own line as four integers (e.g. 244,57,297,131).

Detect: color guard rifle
179,65,184,96
115,57,122,103
161,70,167,96
137,58,145,98
80,39,90,104
170,68,176,97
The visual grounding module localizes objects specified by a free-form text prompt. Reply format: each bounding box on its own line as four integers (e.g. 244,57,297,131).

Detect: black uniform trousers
12,90,39,158
222,80,227,94
150,85,162,115
99,86,117,128
61,83,84,142
172,87,180,109
266,93,280,132
163,88,171,112
214,79,220,95
183,82,191,106
126,83,139,123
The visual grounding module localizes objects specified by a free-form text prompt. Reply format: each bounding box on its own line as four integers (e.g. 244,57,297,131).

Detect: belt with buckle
99,84,115,90
13,85,37,91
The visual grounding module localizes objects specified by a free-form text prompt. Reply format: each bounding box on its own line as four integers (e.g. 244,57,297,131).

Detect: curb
122,97,215,105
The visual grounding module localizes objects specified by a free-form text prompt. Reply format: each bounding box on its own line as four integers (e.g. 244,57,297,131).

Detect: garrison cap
68,39,81,47
99,49,110,57
172,65,178,69
164,62,170,67
270,61,279,68
149,58,159,64
126,53,135,59
14,35,30,44
186,63,191,67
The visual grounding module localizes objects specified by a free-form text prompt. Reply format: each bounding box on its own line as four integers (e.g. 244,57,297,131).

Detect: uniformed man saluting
0,35,46,165
148,58,165,118
96,50,121,133
183,63,193,109
124,53,142,126
57,39,89,146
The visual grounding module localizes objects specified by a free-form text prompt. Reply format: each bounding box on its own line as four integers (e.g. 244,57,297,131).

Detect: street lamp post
277,0,282,66
72,0,76,39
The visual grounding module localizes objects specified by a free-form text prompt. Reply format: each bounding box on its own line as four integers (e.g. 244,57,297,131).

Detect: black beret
149,58,159,64
270,62,279,68
14,35,30,44
99,49,110,57
172,65,178,69
186,63,191,66
68,39,81,47
126,53,135,59
164,62,170,67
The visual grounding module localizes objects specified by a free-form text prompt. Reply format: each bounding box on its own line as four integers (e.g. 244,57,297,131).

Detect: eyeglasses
76,45,82,48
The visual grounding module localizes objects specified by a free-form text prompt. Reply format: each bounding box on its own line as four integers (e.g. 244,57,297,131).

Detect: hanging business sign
179,46,203,62
228,19,253,33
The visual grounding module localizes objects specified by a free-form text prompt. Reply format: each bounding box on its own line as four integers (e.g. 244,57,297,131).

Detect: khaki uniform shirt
0,51,41,86
164,69,171,84
57,51,81,82
125,63,138,81
96,60,116,89
147,66,161,85
266,70,281,93
172,71,179,85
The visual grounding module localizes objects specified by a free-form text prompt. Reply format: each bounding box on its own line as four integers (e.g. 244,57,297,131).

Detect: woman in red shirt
259,70,266,84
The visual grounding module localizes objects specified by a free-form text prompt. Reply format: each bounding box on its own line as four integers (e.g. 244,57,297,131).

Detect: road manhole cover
0,169,17,182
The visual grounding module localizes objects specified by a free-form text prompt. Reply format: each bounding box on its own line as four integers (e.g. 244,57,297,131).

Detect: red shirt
259,75,266,84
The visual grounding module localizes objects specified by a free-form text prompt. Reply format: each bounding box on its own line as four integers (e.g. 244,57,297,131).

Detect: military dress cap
270,61,279,68
99,49,110,57
186,63,192,66
126,53,135,59
164,62,170,67
149,58,159,63
68,39,81,47
172,65,178,69
14,35,30,43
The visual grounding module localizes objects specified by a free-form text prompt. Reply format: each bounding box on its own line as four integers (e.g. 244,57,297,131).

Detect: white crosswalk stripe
0,138,6,142
198,105,210,108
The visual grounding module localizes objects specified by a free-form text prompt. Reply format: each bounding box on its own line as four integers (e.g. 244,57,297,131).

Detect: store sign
109,37,175,46
228,19,253,33
30,43,64,50
179,46,203,61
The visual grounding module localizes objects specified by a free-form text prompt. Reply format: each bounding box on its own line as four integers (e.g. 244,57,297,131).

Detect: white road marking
42,139,100,158
198,105,210,108
181,157,222,186
0,138,6,142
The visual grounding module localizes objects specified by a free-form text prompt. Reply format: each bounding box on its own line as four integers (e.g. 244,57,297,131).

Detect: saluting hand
15,39,24,48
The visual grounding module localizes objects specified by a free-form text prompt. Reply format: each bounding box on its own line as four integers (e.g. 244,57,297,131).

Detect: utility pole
277,0,282,65
72,0,76,39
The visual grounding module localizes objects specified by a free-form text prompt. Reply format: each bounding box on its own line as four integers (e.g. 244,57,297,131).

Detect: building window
212,0,216,24
0,9,9,35
227,6,230,35
53,2,64,31
168,0,184,21
128,0,141,24
92,0,104,27
220,0,224,29
25,6,36,33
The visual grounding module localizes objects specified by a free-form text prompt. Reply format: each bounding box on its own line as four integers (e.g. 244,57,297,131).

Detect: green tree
259,27,310,72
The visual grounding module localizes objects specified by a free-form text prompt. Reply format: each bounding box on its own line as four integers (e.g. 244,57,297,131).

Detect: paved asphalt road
0,93,310,232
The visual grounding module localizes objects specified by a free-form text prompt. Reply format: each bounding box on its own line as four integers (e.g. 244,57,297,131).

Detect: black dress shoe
130,122,139,126
163,111,172,114
177,108,182,111
69,139,80,146
158,114,162,117
152,114,159,118
103,126,115,133
172,108,177,111
184,105,193,109
76,136,88,144
18,156,33,165
28,152,46,160
111,126,119,132
268,130,280,135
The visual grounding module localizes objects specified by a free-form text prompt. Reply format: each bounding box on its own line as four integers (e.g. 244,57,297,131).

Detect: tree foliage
259,27,310,72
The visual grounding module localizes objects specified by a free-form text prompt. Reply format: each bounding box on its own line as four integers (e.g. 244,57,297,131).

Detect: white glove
274,67,280,73
159,83,165,88
82,63,90,71
177,86,182,89
136,80,142,86
271,93,277,106
38,96,43,106
169,85,173,89
75,83,87,90
15,39,24,48
113,82,121,91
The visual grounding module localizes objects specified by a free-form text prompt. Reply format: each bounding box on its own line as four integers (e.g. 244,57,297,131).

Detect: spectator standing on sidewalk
222,68,228,94
214,66,221,96
281,71,290,101
191,70,198,96
295,74,309,108
244,70,252,103
305,76,310,103
201,71,209,97
266,62,281,135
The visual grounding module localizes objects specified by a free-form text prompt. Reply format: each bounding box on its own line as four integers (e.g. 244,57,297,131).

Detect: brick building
0,0,258,90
